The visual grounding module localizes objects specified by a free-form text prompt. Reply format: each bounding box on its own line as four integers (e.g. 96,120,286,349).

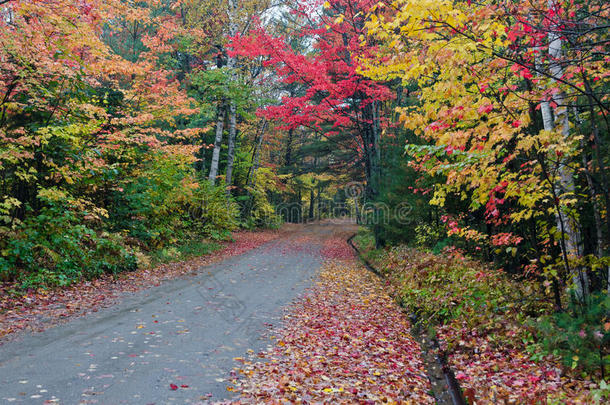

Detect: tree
361,0,609,301
229,0,393,200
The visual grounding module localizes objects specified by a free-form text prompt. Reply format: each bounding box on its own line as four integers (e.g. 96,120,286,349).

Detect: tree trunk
581,79,610,297
316,184,322,220
224,0,238,190
208,103,226,185
296,189,302,223
574,107,609,297
308,188,315,220
358,93,380,200
247,118,267,189
544,0,588,300
225,101,237,190
243,119,268,220
285,128,294,166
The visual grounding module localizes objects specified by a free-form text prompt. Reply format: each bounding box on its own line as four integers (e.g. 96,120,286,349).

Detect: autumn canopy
0,0,609,401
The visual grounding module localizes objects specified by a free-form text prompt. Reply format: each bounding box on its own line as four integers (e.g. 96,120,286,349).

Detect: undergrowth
147,239,222,268
354,228,609,403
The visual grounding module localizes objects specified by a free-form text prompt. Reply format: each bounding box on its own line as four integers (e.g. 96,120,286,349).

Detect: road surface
0,223,352,404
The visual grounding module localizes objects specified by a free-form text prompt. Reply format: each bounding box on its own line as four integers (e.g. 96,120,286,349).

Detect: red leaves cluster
0,230,280,342
490,232,523,247
226,260,433,404
320,237,356,261
229,0,393,140
439,322,595,403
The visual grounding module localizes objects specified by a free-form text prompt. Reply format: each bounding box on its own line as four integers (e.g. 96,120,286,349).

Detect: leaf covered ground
361,243,606,404
224,238,433,404
0,230,280,342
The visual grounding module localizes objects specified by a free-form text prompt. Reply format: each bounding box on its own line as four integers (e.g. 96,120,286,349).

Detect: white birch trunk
208,104,226,185
224,0,238,190
545,0,588,300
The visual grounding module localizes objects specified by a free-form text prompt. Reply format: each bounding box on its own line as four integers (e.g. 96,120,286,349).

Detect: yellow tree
360,0,609,299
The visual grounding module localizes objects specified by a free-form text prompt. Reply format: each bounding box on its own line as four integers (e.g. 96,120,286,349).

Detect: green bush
0,152,246,290
109,153,196,246
189,181,239,240
414,223,446,249
107,151,242,245
0,199,136,289
532,293,610,376
377,245,539,331
237,167,283,229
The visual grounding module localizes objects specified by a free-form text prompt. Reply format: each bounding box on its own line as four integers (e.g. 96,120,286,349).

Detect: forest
0,0,608,402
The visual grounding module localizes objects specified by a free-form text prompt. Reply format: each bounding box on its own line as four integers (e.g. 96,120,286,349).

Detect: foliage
0,197,136,288
359,0,610,305
378,244,541,330
109,151,200,246
230,0,393,199
190,181,240,240
366,235,606,402
533,294,610,374
414,223,447,250
0,0,277,289
241,167,283,229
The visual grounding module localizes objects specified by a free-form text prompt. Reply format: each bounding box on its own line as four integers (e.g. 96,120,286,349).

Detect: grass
149,239,222,267
352,227,384,263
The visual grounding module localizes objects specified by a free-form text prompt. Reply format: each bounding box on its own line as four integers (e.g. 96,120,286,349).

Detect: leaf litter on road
223,238,434,404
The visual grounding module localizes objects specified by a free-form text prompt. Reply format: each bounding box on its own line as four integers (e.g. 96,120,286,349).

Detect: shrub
414,223,446,249
533,293,610,376
109,152,198,246
377,245,541,334
0,196,136,289
366,233,607,382
188,181,239,239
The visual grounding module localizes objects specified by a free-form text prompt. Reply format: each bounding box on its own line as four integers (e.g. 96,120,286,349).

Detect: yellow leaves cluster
358,0,577,225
